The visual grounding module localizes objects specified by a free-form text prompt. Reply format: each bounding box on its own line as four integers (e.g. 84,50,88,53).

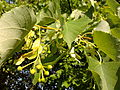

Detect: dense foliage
0,0,120,90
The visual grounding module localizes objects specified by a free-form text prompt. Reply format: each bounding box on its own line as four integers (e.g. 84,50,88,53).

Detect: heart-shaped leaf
0,6,36,67
93,31,120,61
88,56,120,90
63,16,91,48
93,20,120,61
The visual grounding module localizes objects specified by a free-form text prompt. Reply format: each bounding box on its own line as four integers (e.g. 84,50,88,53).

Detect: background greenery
0,0,120,90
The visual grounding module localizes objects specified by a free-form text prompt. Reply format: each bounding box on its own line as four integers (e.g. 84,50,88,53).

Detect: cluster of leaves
0,0,120,90
0,0,49,17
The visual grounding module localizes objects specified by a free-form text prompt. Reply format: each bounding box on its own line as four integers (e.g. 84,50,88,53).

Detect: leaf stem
34,25,61,31
22,61,35,68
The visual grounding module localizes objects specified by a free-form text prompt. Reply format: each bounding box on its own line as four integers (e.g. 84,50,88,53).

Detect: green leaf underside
88,56,120,90
63,16,91,48
0,6,36,67
93,31,120,61
94,20,110,33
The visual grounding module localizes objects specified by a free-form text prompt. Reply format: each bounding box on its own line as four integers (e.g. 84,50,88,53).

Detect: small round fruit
38,78,41,82
30,69,36,74
41,39,45,42
42,50,46,53
44,71,49,76
41,30,45,33
17,66,23,71
48,51,51,53
44,47,47,50
41,78,45,82
36,64,42,69
47,65,52,69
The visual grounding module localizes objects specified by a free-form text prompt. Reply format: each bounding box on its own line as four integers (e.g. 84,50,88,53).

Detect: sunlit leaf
93,20,120,61
88,56,120,90
93,31,120,61
32,38,41,50
63,16,91,48
62,81,70,88
21,51,37,60
16,56,25,65
32,38,43,54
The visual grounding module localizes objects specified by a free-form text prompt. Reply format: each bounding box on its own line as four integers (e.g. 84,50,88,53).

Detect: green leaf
32,73,39,85
111,28,120,39
63,16,91,48
93,31,120,61
46,23,57,40
91,71,102,90
36,9,55,25
62,81,70,88
42,54,59,65
107,13,120,28
106,0,120,14
93,20,120,61
43,50,67,65
56,69,63,78
0,6,36,67
48,0,61,19
88,56,120,90
36,0,61,26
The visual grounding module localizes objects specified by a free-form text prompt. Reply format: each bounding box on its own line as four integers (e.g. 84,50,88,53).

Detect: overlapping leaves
88,56,120,90
93,20,120,61
92,19,120,90
0,6,36,67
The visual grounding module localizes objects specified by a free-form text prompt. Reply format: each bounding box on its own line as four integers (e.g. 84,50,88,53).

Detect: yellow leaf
27,51,37,60
32,38,41,50
16,56,25,65
38,44,43,54
22,51,37,59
